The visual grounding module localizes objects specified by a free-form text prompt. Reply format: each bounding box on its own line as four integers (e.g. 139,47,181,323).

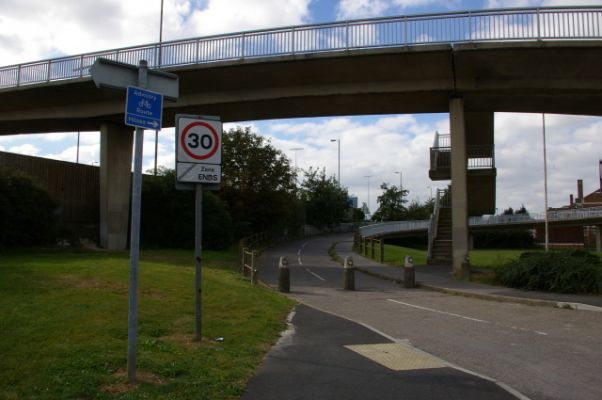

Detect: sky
1,0,602,215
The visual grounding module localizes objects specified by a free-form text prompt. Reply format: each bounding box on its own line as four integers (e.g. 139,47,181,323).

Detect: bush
141,170,233,250
0,168,58,247
473,230,536,249
496,251,602,294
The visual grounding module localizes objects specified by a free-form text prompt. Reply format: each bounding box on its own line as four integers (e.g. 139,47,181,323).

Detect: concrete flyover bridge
1,6,602,274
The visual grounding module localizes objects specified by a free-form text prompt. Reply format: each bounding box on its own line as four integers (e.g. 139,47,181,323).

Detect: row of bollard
277,254,416,292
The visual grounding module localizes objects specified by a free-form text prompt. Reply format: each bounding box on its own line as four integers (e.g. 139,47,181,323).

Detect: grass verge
0,248,295,400
382,244,427,266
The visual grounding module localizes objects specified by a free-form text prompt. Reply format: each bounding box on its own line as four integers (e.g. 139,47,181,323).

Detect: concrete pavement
243,236,568,399
243,304,519,400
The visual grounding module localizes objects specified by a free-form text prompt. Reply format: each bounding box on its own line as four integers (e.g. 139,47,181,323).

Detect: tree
372,183,408,221
301,167,348,229
502,205,529,215
0,168,58,247
405,197,435,220
141,167,233,249
221,126,295,193
219,126,301,238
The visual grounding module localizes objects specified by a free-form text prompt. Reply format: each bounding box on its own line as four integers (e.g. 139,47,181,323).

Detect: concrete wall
0,151,99,238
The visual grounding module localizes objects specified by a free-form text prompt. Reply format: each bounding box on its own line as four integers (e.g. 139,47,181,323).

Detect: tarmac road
250,234,602,400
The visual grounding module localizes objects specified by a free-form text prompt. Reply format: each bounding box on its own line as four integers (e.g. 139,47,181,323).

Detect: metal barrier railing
2,6,602,89
467,145,495,169
359,220,430,238
430,143,495,170
360,206,602,238
238,232,269,285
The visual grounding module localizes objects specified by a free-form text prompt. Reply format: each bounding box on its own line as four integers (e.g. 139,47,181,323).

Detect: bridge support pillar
450,98,470,279
100,123,134,250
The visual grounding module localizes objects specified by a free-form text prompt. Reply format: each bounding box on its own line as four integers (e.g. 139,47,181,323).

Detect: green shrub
141,169,233,250
496,251,602,294
473,230,536,249
0,168,58,247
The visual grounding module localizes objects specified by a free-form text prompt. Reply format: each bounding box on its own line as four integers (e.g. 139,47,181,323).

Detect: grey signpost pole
127,60,148,383
175,115,222,343
194,184,203,341
90,56,178,384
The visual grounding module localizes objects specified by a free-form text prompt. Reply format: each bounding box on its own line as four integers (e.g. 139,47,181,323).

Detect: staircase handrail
427,190,443,260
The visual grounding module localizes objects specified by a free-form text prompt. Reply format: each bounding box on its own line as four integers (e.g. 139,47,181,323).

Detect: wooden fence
356,235,385,263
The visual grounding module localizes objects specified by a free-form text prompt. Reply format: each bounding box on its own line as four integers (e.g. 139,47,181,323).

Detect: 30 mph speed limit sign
176,115,222,184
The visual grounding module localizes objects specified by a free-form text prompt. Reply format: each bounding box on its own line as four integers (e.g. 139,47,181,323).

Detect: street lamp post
364,175,373,217
154,0,165,176
290,147,304,170
330,139,340,186
542,113,549,252
394,170,402,191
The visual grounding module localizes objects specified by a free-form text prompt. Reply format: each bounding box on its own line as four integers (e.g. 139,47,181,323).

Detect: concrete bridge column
450,98,470,279
100,123,133,250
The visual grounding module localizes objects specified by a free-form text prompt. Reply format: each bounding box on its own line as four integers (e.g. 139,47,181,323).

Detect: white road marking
387,299,490,324
305,268,326,282
296,241,310,266
387,298,549,336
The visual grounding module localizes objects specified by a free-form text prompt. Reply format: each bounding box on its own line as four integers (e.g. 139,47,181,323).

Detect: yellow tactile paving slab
345,343,447,371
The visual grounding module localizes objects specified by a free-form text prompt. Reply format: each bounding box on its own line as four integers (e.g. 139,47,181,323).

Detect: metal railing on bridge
430,133,495,171
360,206,602,238
469,207,602,227
359,220,430,238
2,6,602,88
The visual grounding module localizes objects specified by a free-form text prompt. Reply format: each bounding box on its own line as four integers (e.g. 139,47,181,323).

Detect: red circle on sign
181,121,220,160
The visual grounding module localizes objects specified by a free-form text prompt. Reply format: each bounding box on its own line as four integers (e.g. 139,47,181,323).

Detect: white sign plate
177,116,222,165
177,163,222,184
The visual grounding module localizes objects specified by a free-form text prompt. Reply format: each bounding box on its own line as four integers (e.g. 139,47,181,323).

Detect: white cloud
485,0,538,8
494,113,602,213
336,0,460,19
486,0,602,8
177,0,311,38
266,115,449,213
0,0,312,66
9,143,39,156
42,132,74,142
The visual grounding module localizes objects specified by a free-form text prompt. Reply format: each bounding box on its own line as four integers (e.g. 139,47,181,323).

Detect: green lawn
468,249,537,269
383,244,428,266
381,245,540,269
0,248,295,400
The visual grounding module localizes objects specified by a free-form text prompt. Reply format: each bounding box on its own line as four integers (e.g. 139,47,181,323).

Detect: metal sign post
194,184,203,340
126,60,148,383
175,115,223,341
90,57,178,383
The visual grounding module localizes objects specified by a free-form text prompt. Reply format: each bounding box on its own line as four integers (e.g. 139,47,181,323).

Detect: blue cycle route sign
125,86,164,130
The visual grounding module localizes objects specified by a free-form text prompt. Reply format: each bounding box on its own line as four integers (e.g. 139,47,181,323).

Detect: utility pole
394,170,402,191
154,0,165,176
364,175,373,217
330,139,341,186
542,113,549,252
